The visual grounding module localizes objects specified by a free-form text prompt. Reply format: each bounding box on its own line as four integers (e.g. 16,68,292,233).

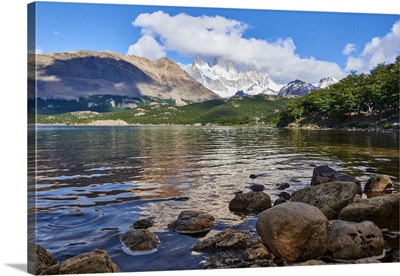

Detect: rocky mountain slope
278,77,339,97
190,55,283,98
28,50,220,113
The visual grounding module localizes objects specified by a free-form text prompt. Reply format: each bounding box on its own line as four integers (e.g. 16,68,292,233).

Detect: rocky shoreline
281,125,400,134
29,165,399,274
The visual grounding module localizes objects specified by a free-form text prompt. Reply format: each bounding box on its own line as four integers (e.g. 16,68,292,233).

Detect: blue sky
31,1,399,83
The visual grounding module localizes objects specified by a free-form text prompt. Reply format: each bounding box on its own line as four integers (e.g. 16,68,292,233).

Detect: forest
277,56,399,129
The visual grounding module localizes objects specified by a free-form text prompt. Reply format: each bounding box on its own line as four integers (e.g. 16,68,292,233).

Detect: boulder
290,182,358,220
28,243,56,275
121,229,160,252
364,174,392,192
311,165,361,193
274,197,287,206
132,218,154,229
328,220,384,260
277,192,291,200
276,182,290,190
41,249,120,274
192,228,272,268
256,202,329,262
168,210,215,234
248,183,265,192
392,250,400,262
296,260,327,266
339,193,399,230
229,191,271,212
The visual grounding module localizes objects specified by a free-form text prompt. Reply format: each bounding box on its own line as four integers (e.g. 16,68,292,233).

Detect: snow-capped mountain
278,79,316,97
191,55,283,98
313,77,339,89
278,77,339,97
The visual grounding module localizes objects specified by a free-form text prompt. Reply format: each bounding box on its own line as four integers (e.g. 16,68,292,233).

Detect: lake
28,125,399,272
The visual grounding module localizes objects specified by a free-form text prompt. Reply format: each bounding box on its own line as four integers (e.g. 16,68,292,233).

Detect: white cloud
176,62,192,74
344,20,400,73
127,35,166,60
53,31,63,36
127,11,345,84
342,43,356,56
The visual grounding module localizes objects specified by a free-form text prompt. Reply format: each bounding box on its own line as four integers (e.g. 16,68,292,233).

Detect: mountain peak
212,56,236,72
313,77,339,89
190,56,282,98
30,51,221,109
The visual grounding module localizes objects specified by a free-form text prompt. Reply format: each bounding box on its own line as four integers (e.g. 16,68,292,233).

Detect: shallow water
28,125,399,271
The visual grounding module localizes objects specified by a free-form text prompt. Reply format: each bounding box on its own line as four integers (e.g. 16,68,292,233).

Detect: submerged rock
328,220,384,260
291,181,358,220
192,228,273,268
311,165,361,193
132,218,154,229
248,183,265,192
364,174,392,192
42,249,120,274
256,202,328,262
168,210,215,234
121,229,160,252
28,243,56,275
339,193,399,230
276,182,290,190
229,191,271,212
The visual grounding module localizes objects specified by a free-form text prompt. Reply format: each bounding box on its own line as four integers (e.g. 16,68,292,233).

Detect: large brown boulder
28,243,56,275
229,191,271,212
168,210,215,234
121,229,160,252
339,193,399,230
291,182,358,220
256,202,329,262
328,220,384,260
192,228,272,268
311,165,361,193
364,174,393,192
41,249,120,274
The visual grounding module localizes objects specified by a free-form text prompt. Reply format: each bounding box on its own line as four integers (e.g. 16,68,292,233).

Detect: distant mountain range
28,50,339,115
278,77,339,97
28,50,220,114
190,55,338,98
190,55,283,98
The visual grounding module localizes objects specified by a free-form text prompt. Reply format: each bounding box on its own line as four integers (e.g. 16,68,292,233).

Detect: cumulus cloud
127,35,166,60
127,11,345,83
344,20,400,73
342,43,356,56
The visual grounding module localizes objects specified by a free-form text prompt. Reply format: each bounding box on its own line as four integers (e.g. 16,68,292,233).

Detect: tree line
277,56,399,127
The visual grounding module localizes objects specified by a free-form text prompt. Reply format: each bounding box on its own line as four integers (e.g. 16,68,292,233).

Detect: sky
31,1,400,84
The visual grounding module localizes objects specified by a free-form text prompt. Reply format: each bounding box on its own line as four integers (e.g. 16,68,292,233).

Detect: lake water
28,125,399,272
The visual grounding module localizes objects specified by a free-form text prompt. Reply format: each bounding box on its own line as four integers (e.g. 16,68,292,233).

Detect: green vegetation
277,56,400,129
32,94,292,126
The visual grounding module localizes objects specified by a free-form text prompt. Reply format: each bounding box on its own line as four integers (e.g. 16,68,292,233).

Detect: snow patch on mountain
278,80,316,97
313,77,339,89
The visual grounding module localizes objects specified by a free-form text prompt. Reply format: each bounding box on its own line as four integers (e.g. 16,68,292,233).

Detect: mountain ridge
190,55,283,98
28,50,221,113
189,55,338,98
